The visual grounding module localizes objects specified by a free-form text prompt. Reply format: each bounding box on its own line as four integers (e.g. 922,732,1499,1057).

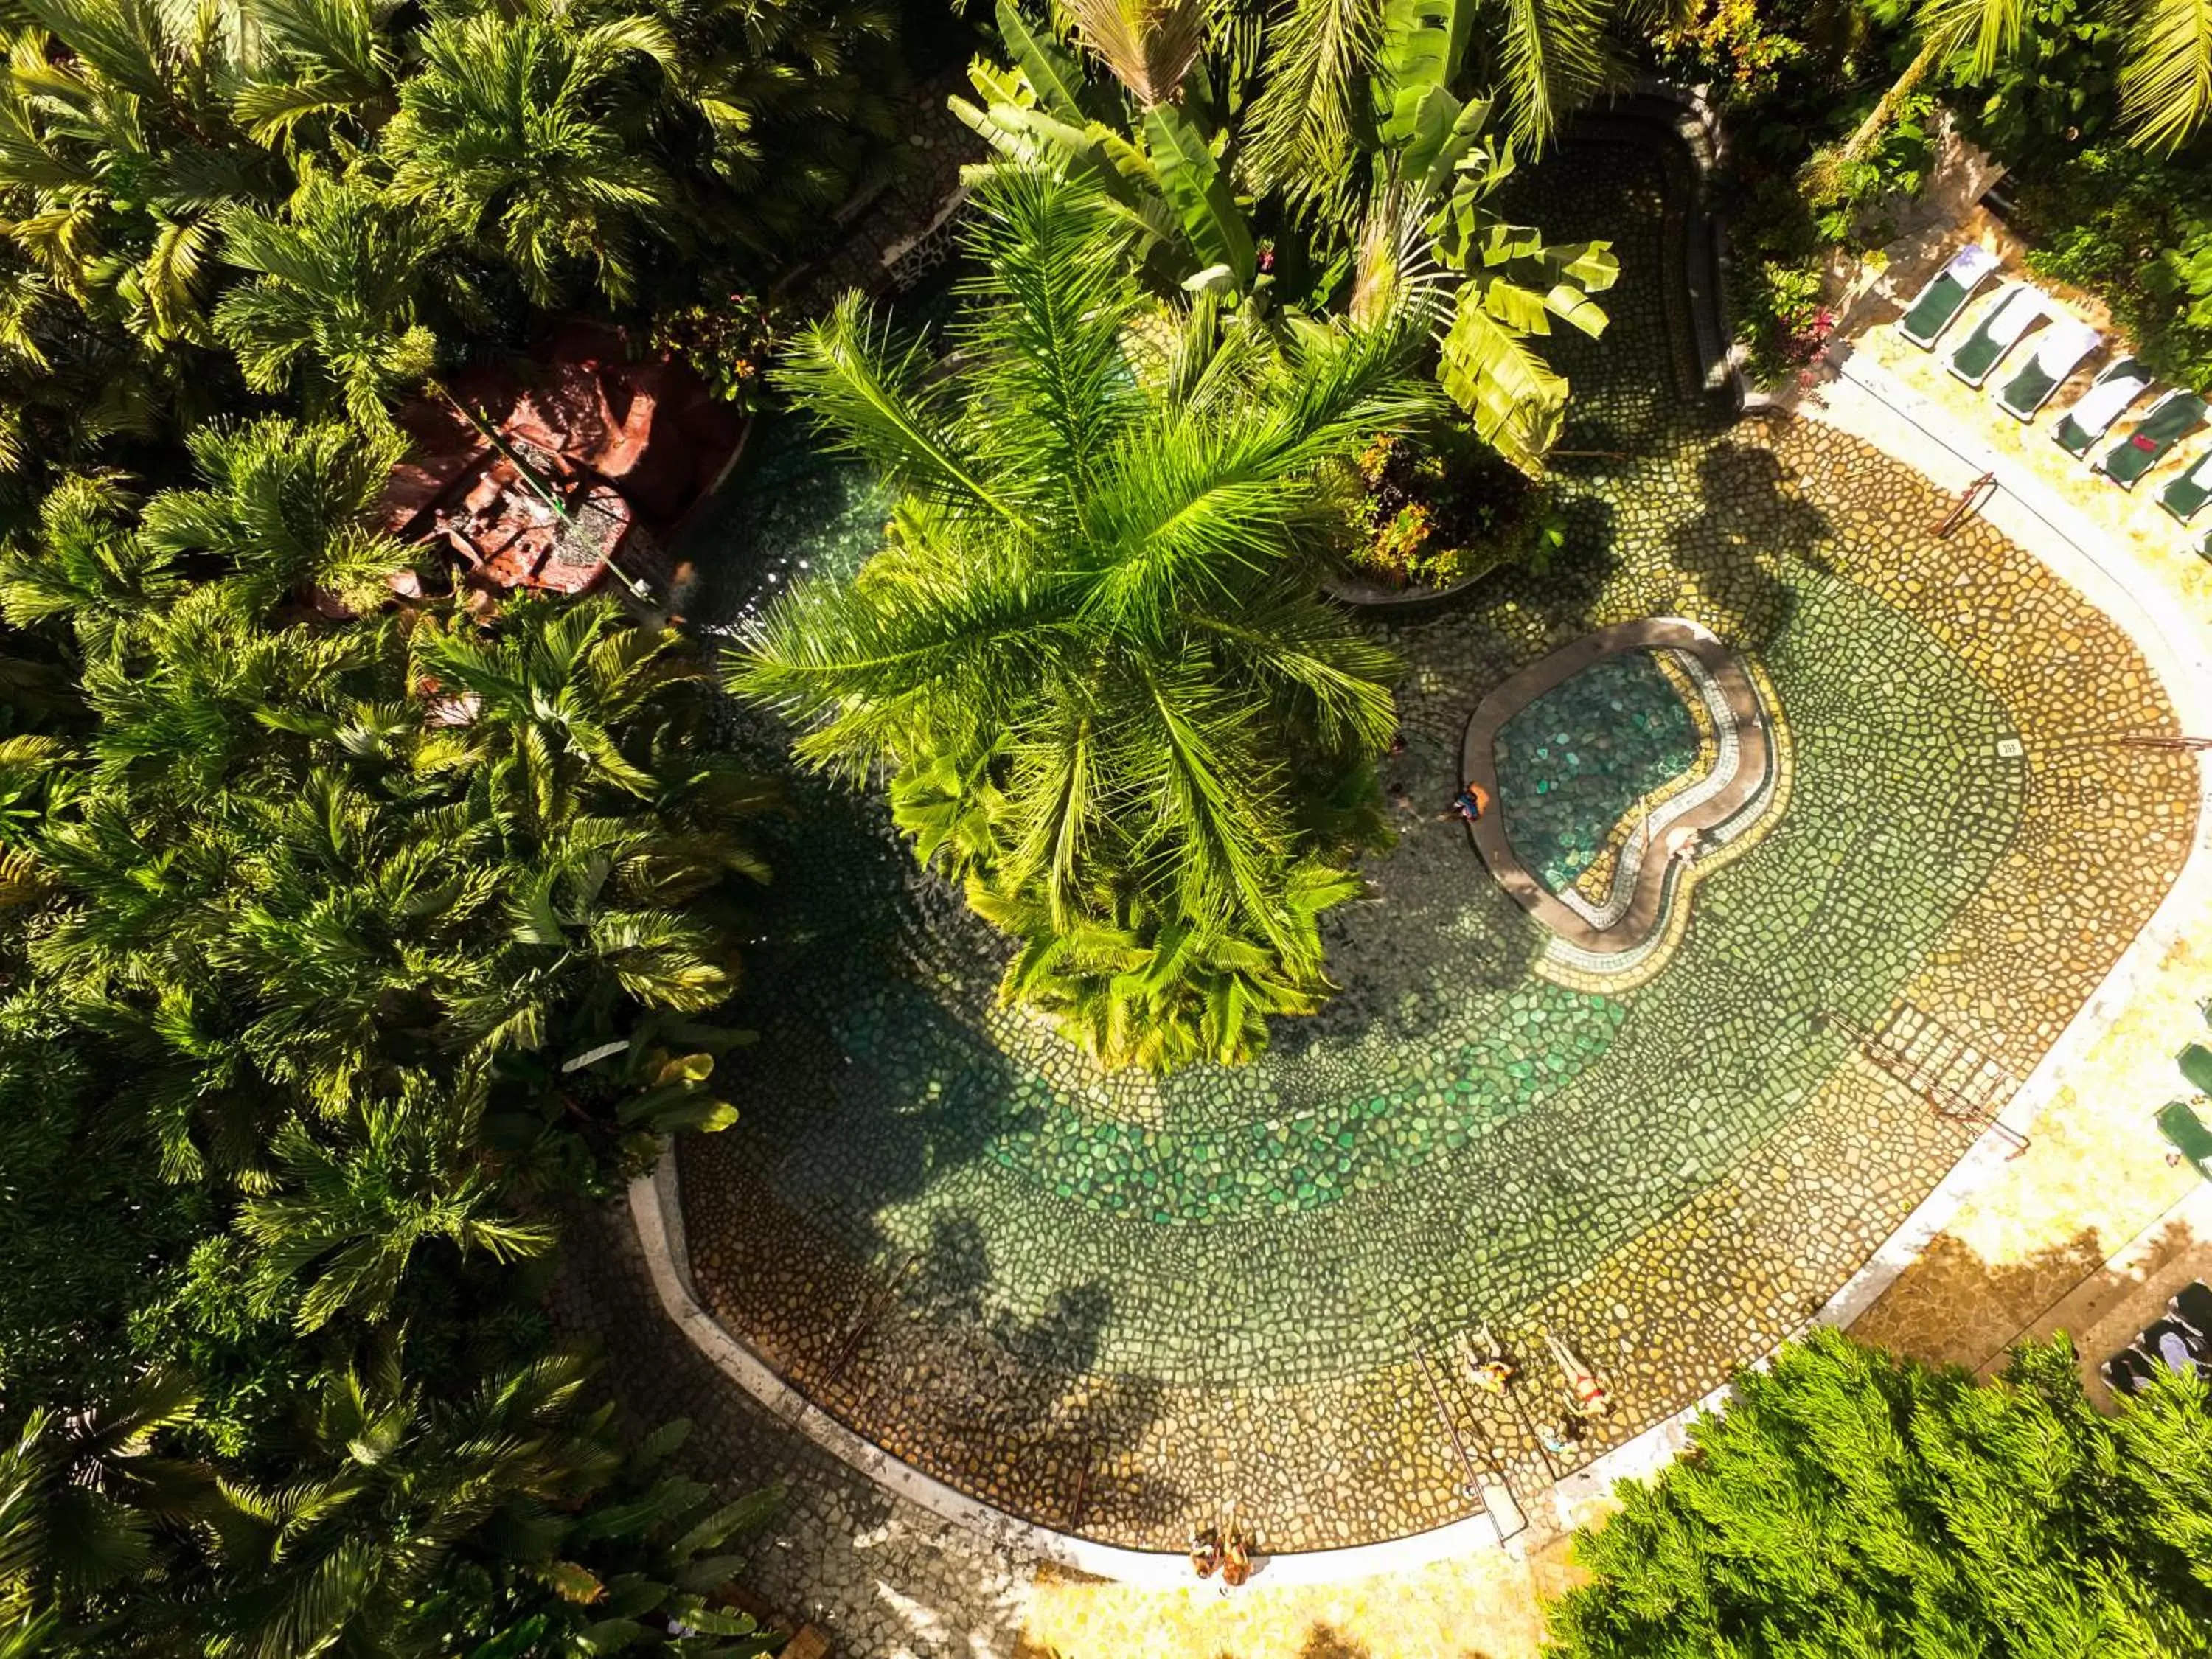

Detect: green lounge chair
2159,1100,2212,1180
1994,319,2101,420
2055,358,2152,456
1945,285,2045,388
2159,448,2212,522
1896,245,2000,349
2183,1042,2212,1096
2098,389,2208,488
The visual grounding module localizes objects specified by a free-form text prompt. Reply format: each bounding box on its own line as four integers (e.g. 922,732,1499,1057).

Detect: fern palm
0,1373,218,1640
232,0,399,153
238,1085,553,1332
735,166,1430,1067
0,0,279,347
380,7,681,305
213,173,441,431
139,414,412,611
206,1345,616,1658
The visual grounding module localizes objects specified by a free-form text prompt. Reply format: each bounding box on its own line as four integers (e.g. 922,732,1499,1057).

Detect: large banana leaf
1374,0,1477,116
1390,86,1493,194
995,0,1090,122
1139,102,1254,291
1439,288,1568,474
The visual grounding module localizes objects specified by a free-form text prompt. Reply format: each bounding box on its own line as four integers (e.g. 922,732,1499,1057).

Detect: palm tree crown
734,165,1435,1068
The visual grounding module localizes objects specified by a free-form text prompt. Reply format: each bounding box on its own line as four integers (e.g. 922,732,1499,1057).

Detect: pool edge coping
626,1152,1514,1590
1459,617,1778,960
1786,352,2212,1343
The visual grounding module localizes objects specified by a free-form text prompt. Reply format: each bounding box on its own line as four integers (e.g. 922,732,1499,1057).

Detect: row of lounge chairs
1898,246,2212,555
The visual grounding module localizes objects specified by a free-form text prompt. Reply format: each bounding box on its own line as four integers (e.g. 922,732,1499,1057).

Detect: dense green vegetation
1547,1328,2212,1657
1655,0,2212,385
0,0,901,1649
736,166,1430,1068
959,0,1620,471
0,0,902,497
0,424,784,1651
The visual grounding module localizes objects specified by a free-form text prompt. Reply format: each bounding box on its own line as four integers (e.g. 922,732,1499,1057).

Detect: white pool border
627,349,2212,1587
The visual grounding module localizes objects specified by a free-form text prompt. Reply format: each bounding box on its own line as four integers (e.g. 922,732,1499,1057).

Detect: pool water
664,142,2194,1553
1492,650,1701,894
672,414,891,627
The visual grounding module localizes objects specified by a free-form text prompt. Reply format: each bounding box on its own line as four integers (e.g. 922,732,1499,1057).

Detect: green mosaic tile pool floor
1494,647,1702,893
669,144,2194,1547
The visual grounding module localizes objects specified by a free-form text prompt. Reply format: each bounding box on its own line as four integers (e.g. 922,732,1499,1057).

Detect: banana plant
950,0,1256,295
1356,0,1617,472
956,0,1613,473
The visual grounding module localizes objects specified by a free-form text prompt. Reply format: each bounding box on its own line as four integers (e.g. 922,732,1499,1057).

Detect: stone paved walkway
551,1199,1038,1658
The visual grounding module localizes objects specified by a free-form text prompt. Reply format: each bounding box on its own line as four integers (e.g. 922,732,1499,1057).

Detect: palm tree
0,1373,218,1643
206,1344,613,1657
0,0,282,348
138,414,412,611
214,174,441,432
622,0,900,250
0,476,181,664
1233,0,1669,188
380,7,683,305
238,1083,553,1332
231,0,400,154
961,0,1617,473
734,166,1433,1068
1823,0,2212,185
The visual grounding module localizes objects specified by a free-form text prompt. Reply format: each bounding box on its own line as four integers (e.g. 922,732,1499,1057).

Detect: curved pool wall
1469,618,1782,976
651,140,2202,1558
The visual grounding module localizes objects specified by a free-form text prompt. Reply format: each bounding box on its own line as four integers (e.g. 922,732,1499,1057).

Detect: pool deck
1009,288,2212,1659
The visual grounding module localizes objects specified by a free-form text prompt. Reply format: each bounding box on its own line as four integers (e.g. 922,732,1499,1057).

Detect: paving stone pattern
550,1200,1037,1658
668,145,2198,1554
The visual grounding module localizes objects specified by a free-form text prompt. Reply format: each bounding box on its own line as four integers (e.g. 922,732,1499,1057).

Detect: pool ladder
1822,1004,2029,1152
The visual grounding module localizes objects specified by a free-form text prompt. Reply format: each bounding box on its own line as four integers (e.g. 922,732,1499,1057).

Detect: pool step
1859,1002,2022,1125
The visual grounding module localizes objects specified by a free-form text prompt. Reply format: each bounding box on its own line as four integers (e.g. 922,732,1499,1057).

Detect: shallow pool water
664,142,2192,1552
1493,649,1701,894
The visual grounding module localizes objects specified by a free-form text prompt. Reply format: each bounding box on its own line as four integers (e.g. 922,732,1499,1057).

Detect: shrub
1546,1328,2212,1656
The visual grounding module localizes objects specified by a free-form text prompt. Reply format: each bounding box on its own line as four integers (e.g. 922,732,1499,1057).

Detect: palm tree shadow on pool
1663,440,1837,652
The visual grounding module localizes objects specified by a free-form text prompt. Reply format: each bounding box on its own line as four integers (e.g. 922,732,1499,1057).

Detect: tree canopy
734,164,1436,1067
1548,1327,2212,1658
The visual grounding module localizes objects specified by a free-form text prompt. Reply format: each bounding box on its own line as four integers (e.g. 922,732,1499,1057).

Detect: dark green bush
1547,1327,2212,1657
2005,145,2212,389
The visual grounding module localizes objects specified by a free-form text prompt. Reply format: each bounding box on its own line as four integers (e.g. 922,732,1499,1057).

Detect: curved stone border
1793,352,2212,1335
1582,81,1742,414
625,168,2212,1593
1459,618,1777,961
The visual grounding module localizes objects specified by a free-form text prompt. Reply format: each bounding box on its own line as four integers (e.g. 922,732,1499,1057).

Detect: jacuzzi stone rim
1461,617,1776,964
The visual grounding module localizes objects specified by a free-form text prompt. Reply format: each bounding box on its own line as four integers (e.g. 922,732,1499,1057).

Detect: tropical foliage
0,0,902,491
0,414,785,1652
1546,1327,2212,1656
955,0,1620,473
734,164,1433,1068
